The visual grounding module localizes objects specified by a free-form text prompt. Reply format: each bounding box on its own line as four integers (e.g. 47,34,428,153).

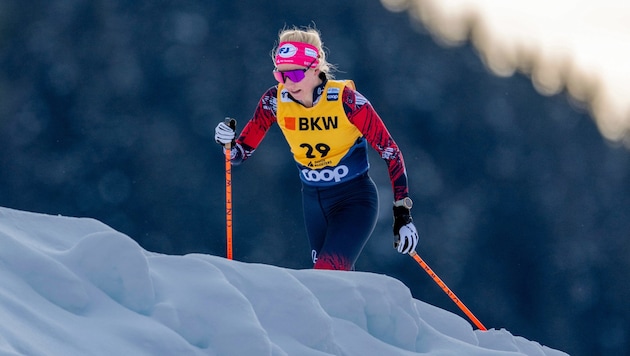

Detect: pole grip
224,118,236,150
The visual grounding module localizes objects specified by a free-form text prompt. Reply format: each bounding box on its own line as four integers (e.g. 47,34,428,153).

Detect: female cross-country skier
215,26,418,270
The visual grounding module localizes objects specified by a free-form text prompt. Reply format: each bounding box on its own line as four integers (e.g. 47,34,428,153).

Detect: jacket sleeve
231,87,278,165
343,87,409,201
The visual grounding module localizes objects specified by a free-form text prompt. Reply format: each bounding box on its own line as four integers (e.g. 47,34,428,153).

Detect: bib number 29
300,143,330,158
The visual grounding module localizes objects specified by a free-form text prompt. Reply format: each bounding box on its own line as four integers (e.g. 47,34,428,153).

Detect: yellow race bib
277,80,362,169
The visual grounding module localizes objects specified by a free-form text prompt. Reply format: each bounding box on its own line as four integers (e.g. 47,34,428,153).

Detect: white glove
215,121,235,146
395,222,419,254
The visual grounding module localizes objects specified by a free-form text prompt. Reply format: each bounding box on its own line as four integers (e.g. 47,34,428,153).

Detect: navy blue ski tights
301,173,378,270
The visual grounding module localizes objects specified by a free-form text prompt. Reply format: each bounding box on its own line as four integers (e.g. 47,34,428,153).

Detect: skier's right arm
214,87,278,165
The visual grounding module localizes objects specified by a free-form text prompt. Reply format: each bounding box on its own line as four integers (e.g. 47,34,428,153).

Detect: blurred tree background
1,1,628,355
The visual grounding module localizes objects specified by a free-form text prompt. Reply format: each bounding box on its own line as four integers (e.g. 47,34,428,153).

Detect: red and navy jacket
232,76,409,200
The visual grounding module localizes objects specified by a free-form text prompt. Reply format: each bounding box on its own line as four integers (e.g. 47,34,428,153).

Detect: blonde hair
272,25,336,78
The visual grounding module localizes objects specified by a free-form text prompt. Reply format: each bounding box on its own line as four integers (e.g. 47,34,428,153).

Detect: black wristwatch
394,197,413,209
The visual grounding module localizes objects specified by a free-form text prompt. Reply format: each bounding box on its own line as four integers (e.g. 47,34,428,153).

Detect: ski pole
224,118,236,260
409,250,487,331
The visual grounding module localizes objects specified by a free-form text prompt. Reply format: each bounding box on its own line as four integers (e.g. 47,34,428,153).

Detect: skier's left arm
344,87,419,254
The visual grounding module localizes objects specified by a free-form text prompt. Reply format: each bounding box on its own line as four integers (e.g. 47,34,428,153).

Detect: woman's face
275,64,321,104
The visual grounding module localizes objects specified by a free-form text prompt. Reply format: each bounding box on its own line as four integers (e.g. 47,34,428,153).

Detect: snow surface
0,207,568,356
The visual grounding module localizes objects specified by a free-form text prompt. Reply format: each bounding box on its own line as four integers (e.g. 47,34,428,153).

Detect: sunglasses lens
283,70,305,83
273,71,284,83
273,69,306,83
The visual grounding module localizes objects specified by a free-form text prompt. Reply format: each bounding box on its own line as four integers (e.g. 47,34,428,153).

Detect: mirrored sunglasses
273,68,308,83
272,57,317,84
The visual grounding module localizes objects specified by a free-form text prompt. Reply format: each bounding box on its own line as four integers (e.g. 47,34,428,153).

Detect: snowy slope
0,207,568,355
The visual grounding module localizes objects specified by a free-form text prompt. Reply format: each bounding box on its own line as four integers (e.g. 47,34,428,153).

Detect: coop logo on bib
301,166,349,183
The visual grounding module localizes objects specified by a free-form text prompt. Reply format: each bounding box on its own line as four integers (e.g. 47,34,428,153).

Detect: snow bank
0,207,568,355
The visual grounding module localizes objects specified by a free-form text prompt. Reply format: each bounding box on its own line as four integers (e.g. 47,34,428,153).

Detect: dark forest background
1,1,629,355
